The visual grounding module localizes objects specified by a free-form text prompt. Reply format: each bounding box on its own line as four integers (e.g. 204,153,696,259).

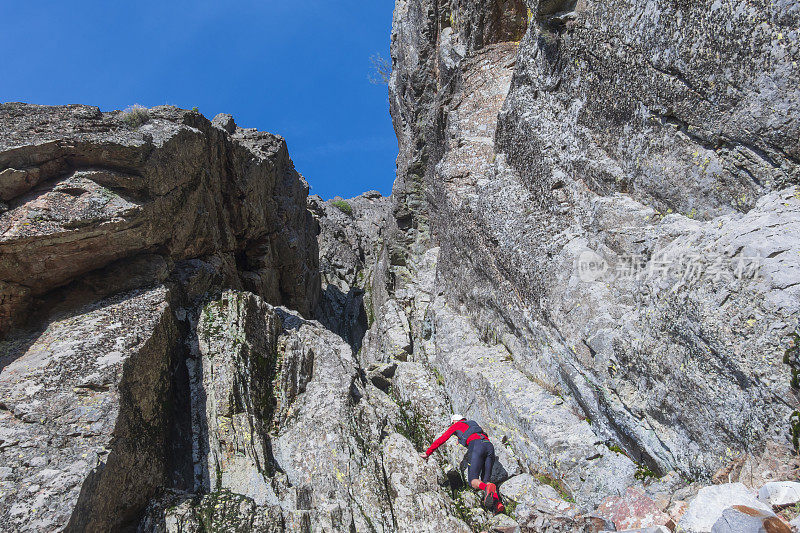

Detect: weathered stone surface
680,483,775,533
641,470,690,515
423,298,637,510
617,526,672,533
486,512,520,533
710,505,791,533
517,513,616,533
382,433,473,532
211,113,237,134
594,488,671,531
179,290,473,532
665,500,691,528
758,481,800,508
735,441,800,490
310,191,390,351
363,298,414,363
3,0,800,528
190,292,283,507
501,474,579,518
0,286,183,532
139,489,284,533
386,0,800,488
0,103,319,333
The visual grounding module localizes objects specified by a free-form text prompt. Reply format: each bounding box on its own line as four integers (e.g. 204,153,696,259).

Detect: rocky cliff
376,0,799,528
1,0,800,531
0,104,323,531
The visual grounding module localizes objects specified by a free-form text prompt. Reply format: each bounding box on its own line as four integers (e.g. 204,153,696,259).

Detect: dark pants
466,439,495,483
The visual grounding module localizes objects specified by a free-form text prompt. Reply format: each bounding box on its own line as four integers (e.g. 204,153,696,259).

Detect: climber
420,414,505,514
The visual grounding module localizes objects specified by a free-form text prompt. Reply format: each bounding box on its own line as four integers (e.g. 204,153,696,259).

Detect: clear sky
0,0,397,200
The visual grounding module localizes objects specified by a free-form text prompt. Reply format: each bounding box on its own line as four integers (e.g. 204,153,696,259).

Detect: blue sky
0,0,397,200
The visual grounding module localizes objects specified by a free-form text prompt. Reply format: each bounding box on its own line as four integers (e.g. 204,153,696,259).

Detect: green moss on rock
331,200,353,216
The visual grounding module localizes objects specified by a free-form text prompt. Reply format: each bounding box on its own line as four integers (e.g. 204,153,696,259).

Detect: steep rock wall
0,107,479,532
0,105,322,531
384,0,799,493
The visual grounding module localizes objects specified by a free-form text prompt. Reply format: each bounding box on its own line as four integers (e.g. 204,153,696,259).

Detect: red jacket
425,420,488,456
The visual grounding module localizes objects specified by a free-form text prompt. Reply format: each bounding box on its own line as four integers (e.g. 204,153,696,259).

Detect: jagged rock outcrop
309,191,391,351
0,286,183,532
0,104,321,531
140,290,472,533
0,103,319,335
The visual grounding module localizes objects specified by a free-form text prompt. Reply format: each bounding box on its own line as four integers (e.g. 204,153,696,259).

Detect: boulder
486,513,520,533
758,482,800,508
501,474,579,518
679,483,775,532
211,112,236,133
594,487,671,531
710,505,791,533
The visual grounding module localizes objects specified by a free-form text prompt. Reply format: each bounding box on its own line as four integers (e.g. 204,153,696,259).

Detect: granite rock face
2,0,800,529
0,105,324,531
385,0,800,490
309,191,390,351
0,286,182,532
140,290,472,533
0,103,319,334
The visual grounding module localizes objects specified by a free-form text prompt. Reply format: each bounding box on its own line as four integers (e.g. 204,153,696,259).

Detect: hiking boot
482,490,495,510
481,483,496,508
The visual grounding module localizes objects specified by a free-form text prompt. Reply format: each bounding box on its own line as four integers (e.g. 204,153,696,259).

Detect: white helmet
451,414,465,423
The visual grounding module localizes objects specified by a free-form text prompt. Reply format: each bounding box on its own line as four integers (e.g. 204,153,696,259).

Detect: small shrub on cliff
790,411,800,451
368,53,392,86
634,463,658,481
332,200,354,216
121,105,150,128
606,443,628,456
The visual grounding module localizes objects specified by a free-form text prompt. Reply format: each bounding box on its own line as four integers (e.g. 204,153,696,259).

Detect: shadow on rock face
315,283,369,353
0,327,40,376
